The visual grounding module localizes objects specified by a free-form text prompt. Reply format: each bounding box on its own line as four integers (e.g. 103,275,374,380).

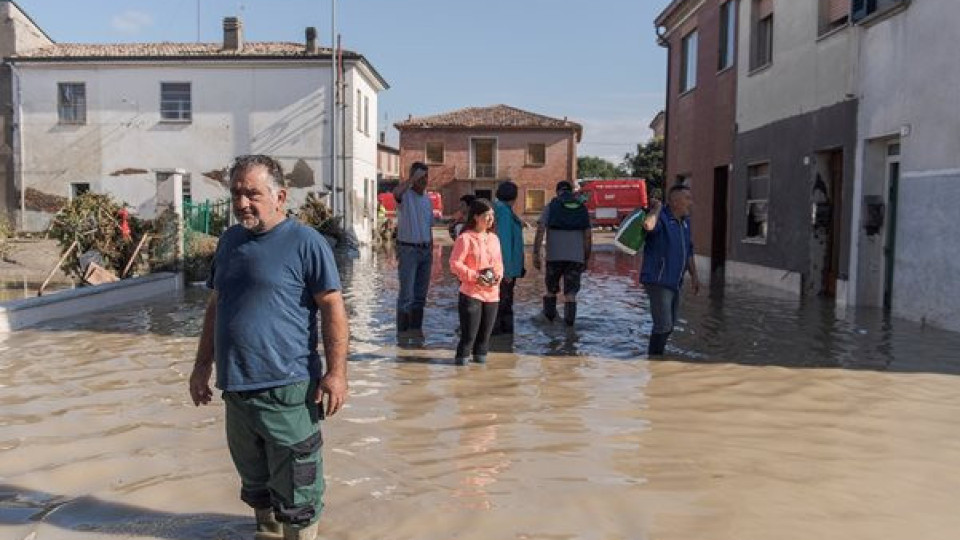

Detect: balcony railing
452,165,515,180
473,164,496,178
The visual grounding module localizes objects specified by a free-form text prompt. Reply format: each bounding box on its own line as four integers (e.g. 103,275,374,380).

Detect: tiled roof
394,105,582,140
12,42,341,59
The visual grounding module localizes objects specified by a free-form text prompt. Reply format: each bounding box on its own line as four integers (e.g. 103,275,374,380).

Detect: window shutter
828,0,848,22
756,0,774,19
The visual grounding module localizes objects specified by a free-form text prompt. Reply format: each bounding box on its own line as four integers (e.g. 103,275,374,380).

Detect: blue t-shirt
207,219,342,391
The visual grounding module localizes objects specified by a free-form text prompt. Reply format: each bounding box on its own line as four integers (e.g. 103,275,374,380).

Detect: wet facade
656,0,738,285
851,0,960,332
731,99,858,297
729,0,858,299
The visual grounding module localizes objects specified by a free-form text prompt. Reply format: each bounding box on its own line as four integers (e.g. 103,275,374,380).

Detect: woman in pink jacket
449,198,504,365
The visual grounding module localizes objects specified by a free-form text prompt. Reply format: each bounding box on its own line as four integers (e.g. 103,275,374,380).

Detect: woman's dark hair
465,198,494,231
229,154,285,191
495,181,518,202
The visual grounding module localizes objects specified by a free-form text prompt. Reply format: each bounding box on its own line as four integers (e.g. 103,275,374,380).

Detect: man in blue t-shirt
189,155,349,540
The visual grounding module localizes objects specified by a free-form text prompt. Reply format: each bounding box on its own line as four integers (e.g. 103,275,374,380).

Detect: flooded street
3,245,960,540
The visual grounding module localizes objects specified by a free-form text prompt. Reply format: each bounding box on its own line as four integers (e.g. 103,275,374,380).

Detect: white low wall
725,260,803,296
0,272,182,332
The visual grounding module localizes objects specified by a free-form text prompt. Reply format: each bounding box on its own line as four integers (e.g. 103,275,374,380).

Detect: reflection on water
3,245,960,540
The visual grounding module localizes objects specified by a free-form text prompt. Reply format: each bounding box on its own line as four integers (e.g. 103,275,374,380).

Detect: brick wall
398,128,577,217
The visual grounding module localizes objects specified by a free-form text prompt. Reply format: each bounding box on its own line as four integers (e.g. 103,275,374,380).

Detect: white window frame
160,82,192,122
719,1,737,71
680,29,699,93
58,82,87,125
744,161,770,243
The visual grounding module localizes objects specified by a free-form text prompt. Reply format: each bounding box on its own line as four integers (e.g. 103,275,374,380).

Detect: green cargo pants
223,380,324,527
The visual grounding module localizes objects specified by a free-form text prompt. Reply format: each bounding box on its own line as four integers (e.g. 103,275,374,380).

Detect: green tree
577,156,625,179
622,138,665,194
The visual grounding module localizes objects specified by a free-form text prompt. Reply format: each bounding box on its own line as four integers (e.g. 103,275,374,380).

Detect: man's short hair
495,181,518,202
555,180,574,193
410,161,428,177
668,183,691,197
460,194,477,205
229,154,285,191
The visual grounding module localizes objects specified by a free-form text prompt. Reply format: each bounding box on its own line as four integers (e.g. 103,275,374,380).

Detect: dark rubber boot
542,296,558,322
410,308,424,330
563,302,577,327
397,311,410,333
648,332,669,356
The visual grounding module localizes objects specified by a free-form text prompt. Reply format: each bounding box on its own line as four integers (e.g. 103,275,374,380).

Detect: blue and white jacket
640,206,693,291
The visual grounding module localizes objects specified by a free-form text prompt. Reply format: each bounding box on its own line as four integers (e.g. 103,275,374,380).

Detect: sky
13,0,668,164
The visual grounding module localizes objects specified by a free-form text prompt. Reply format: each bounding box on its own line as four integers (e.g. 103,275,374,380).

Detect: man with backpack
533,181,592,326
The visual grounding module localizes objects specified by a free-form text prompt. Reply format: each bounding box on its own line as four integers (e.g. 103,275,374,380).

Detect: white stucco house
848,0,960,332
5,11,388,244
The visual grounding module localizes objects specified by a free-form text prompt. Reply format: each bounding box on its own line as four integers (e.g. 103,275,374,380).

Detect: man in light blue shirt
392,161,434,333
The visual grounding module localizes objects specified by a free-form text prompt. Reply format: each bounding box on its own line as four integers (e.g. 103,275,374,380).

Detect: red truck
580,179,649,227
377,192,443,221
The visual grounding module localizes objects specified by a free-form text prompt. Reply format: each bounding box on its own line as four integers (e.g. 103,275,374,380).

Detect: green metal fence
183,198,230,236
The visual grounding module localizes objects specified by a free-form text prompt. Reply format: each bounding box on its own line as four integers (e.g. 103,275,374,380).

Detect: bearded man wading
189,155,349,540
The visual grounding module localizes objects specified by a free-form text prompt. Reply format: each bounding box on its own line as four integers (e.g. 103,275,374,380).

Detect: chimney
223,17,243,51
305,27,318,54
379,131,386,144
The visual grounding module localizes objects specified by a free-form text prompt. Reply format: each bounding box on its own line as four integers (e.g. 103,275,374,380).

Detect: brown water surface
2,246,960,540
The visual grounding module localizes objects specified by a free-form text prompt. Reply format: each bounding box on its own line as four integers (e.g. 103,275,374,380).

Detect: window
58,83,86,125
363,96,370,135
745,162,770,242
160,82,192,122
356,90,362,131
426,142,444,164
751,0,773,71
71,182,90,198
819,0,849,34
719,1,737,70
527,143,546,166
525,189,546,213
852,0,907,23
680,30,698,93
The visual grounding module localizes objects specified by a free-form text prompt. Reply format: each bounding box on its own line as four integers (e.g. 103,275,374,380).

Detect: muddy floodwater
3,245,960,540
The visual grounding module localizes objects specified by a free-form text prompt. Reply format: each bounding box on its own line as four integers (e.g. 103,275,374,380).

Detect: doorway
883,145,901,310
711,166,729,284
808,149,843,297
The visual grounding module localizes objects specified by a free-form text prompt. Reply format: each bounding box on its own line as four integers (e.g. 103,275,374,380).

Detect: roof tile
394,104,582,139
13,42,340,59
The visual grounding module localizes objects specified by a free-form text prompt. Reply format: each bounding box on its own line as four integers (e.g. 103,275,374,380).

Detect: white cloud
111,11,153,34
578,113,659,165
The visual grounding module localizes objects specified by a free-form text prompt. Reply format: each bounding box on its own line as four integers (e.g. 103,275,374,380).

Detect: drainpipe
329,0,338,216
656,24,671,192
10,62,25,231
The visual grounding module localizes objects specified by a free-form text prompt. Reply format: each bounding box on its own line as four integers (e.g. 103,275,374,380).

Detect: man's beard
237,213,264,232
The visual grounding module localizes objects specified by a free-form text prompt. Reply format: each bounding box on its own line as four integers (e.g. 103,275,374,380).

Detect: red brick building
394,105,581,217
656,0,738,284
